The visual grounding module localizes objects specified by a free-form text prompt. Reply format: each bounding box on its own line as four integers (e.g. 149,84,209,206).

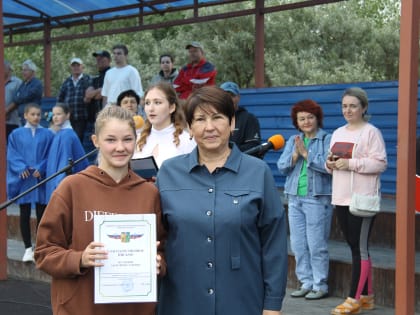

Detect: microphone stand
0,148,98,211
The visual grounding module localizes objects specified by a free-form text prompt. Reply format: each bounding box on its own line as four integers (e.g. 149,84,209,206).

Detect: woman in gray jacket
277,99,332,300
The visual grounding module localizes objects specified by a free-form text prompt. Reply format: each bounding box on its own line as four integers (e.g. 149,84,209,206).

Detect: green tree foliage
264,1,400,85
4,0,402,95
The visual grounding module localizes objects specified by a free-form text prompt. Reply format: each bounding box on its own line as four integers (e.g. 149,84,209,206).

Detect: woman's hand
294,136,308,160
80,242,108,268
262,310,282,315
326,157,336,170
326,152,340,170
334,158,349,170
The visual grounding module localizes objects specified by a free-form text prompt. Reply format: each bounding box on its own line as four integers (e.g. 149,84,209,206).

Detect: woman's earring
189,134,193,140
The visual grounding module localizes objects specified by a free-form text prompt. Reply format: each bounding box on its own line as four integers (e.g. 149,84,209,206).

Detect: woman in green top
277,99,332,300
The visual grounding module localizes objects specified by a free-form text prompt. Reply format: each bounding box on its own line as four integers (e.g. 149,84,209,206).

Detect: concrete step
287,239,420,312
8,197,420,250
7,236,420,311
6,202,420,311
7,239,51,283
2,277,416,315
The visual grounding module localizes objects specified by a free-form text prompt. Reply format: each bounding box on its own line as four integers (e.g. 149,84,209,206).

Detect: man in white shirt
101,44,143,106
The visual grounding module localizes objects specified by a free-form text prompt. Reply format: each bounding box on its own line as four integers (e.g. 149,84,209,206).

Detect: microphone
133,115,144,130
244,134,285,156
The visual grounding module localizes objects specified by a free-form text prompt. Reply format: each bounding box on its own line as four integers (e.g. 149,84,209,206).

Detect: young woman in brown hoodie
35,105,166,315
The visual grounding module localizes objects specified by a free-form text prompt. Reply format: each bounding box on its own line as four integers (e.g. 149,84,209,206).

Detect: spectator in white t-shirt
101,44,143,105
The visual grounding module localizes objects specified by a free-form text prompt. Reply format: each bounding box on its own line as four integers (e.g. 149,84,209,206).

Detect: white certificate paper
94,214,157,304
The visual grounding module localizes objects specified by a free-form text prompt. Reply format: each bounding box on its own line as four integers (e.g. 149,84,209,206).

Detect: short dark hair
112,44,128,55
184,86,235,127
24,103,41,113
159,54,174,63
291,99,324,129
117,90,140,106
54,102,70,114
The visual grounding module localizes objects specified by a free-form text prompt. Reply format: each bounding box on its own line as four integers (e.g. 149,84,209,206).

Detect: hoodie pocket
55,276,81,308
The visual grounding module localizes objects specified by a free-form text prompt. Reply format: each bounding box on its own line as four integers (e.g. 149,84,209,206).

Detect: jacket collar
188,142,241,173
300,128,327,140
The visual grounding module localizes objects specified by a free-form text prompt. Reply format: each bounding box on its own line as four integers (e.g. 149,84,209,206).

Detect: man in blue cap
220,81,262,157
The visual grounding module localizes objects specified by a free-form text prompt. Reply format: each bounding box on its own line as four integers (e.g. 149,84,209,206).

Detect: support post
0,0,8,280
395,0,419,314
254,0,265,87
43,20,52,96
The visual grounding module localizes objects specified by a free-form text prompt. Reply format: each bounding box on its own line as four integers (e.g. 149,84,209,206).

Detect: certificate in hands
94,214,157,304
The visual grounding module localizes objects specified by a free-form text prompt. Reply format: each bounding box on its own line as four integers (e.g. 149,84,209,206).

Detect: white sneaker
22,247,34,262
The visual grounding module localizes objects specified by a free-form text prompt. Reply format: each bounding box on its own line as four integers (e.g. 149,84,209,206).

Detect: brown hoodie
35,165,166,315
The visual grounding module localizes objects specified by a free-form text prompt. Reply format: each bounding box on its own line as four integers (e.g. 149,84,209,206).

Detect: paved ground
4,202,420,314
0,278,51,315
1,278,417,315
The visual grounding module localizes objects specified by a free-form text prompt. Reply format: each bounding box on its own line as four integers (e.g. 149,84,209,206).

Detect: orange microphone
133,115,144,130
267,134,285,151
244,134,285,155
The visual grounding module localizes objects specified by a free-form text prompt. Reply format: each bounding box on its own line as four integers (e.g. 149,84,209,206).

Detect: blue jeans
288,195,333,292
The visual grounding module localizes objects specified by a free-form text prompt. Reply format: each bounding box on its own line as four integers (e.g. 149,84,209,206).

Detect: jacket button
208,288,214,295
207,236,212,242
206,210,212,216
207,262,213,268
208,188,214,193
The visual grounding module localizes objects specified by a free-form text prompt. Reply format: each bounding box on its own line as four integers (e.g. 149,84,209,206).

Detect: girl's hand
20,169,31,179
157,254,163,275
147,176,157,183
32,170,41,178
156,241,162,275
80,242,108,268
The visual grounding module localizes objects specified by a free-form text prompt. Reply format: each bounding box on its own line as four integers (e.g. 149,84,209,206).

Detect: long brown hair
137,82,187,151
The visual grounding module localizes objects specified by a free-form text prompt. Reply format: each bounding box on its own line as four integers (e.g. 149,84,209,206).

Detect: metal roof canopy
3,0,247,39
1,1,419,314
3,0,343,44
2,0,345,94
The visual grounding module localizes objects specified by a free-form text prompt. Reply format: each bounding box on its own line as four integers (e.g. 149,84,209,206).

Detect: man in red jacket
173,41,217,99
